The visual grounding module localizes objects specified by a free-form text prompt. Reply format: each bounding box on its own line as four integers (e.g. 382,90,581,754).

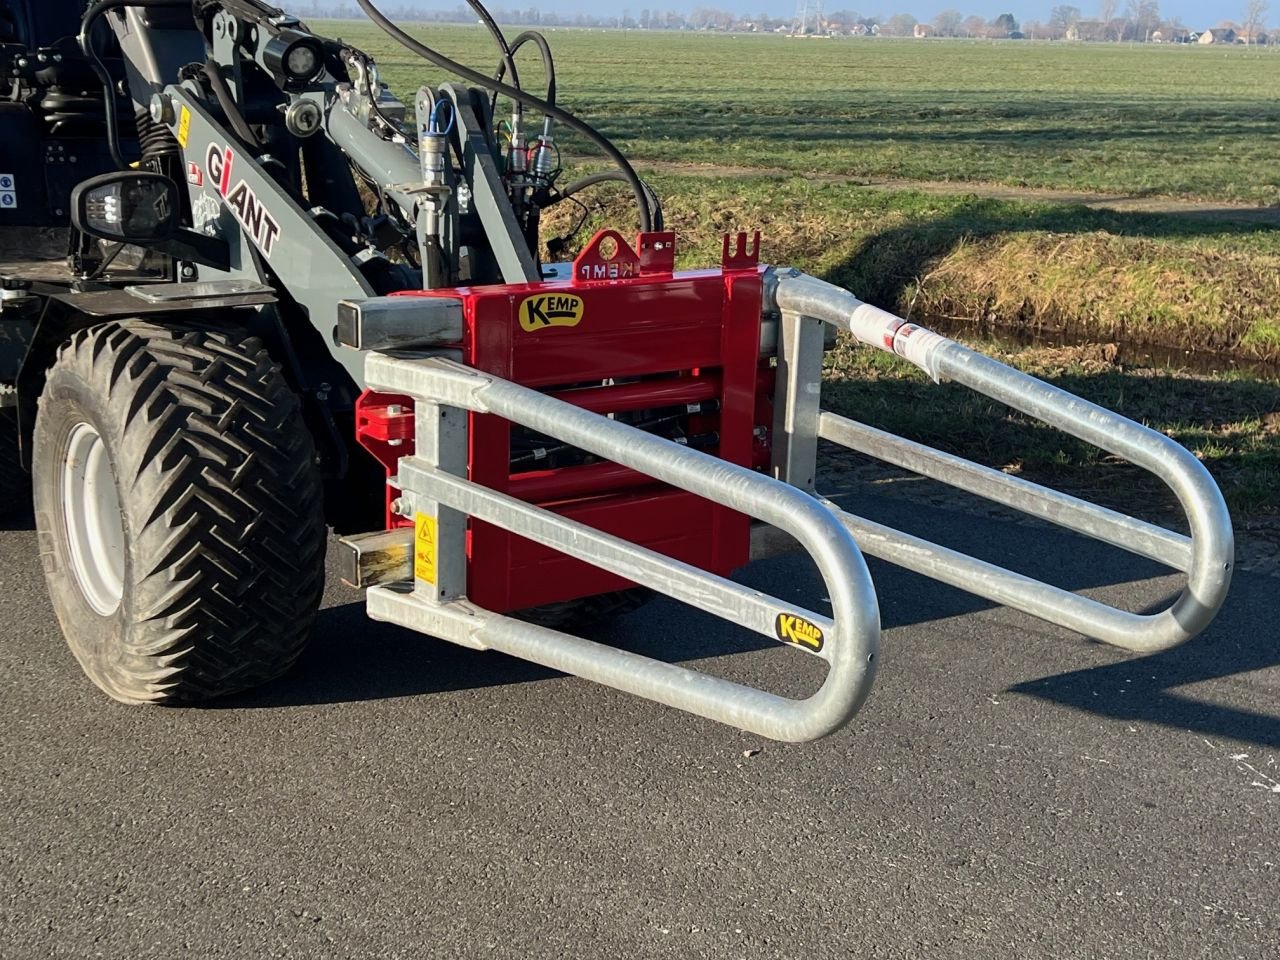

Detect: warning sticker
0,172,16,211
176,106,191,148
414,512,438,584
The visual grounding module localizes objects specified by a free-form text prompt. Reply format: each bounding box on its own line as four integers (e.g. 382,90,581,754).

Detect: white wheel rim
62,421,126,616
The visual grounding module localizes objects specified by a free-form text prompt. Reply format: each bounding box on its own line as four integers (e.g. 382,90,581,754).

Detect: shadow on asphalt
1011,586,1280,749
218,495,1278,747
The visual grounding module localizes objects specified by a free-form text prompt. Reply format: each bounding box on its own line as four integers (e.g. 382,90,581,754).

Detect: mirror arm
151,230,231,272
67,227,104,278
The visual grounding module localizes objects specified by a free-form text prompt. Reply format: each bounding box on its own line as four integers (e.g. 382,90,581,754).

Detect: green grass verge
543,173,1280,361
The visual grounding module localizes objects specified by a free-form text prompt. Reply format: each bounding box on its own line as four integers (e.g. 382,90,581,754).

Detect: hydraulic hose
353,0,654,232
494,30,556,107
464,0,521,122
78,0,191,170
202,60,260,148
555,170,664,231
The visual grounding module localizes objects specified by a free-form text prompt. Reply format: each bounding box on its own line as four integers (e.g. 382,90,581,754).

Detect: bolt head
149,93,175,126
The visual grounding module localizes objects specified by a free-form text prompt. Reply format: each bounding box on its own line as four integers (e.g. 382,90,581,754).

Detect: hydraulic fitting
533,117,556,178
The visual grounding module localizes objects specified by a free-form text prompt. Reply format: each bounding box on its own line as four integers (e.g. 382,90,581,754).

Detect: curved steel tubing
365,354,882,742
770,270,1234,654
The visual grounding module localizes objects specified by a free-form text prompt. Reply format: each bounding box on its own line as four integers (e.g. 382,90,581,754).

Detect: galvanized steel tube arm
770,270,1234,653
365,354,881,742
929,341,1232,647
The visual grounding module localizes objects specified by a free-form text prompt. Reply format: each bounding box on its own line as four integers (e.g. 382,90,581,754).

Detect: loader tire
33,321,326,704
0,406,31,518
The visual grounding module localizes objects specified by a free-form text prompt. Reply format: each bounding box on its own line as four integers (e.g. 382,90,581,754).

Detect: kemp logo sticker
205,143,282,258
518,293,584,332
775,613,824,652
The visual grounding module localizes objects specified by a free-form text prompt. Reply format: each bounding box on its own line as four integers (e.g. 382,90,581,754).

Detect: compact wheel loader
0,0,1234,740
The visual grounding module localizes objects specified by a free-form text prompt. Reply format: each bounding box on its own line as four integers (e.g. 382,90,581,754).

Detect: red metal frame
356,231,770,613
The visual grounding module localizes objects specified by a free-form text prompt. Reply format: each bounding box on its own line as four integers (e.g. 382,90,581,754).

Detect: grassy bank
546,173,1280,362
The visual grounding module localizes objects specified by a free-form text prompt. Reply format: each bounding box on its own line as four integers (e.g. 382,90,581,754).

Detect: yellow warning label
414,512,437,584
775,613,824,652
518,292,584,332
176,106,191,148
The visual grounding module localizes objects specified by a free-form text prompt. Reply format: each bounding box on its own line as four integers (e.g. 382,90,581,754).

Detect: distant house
1198,27,1236,44
913,24,932,38
1237,29,1268,44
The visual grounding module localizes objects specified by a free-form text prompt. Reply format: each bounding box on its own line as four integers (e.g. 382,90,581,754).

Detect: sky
404,2,1258,29
828,3,1239,26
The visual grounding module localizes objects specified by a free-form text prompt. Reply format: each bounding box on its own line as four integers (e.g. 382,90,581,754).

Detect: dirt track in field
609,158,1280,225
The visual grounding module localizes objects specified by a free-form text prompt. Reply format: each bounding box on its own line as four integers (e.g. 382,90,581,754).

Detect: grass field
325,24,1280,203
317,21,1280,514
319,22,1280,358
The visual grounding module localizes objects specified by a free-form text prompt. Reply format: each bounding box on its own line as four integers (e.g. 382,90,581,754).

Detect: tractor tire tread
38,320,326,703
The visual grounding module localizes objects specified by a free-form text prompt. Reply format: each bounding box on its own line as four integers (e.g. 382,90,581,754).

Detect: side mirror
71,172,180,244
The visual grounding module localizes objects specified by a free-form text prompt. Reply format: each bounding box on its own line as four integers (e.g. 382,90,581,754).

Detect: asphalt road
2,492,1277,959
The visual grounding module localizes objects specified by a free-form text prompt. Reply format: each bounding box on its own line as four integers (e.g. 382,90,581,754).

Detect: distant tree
960,13,986,36
991,12,1018,35
1243,0,1268,41
933,8,963,36
1049,5,1082,37
1126,0,1160,39
1099,0,1118,37
884,12,917,36
827,8,863,28
690,6,734,29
